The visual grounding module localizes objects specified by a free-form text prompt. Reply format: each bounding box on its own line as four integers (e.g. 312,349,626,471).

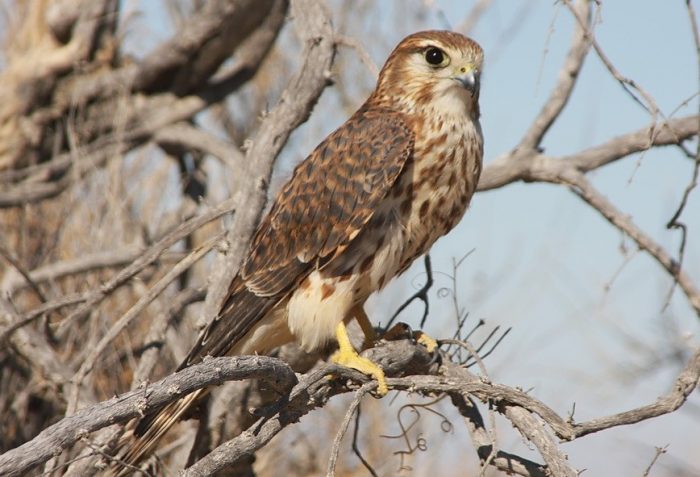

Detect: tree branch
565,172,700,316
504,406,578,477
478,115,699,192
0,356,298,477
517,0,591,151
201,0,336,322
2,337,697,477
450,393,548,477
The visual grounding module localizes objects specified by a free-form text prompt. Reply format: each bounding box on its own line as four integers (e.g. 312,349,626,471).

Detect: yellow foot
383,323,439,353
333,321,388,396
351,305,377,349
414,331,438,353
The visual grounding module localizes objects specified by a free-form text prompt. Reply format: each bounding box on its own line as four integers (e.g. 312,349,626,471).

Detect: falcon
117,30,483,470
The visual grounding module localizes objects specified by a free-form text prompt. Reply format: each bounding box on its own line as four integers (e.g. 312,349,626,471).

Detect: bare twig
641,445,668,477
0,241,48,303
351,404,378,477
55,197,237,335
1,247,186,295
326,384,371,477
385,255,433,331
131,287,206,386
335,35,378,78
565,172,700,316
563,0,661,118
663,0,700,308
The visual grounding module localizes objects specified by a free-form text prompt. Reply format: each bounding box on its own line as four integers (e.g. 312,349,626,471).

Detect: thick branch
517,0,591,150
476,115,700,317
451,393,549,477
478,115,699,192
570,347,700,438
505,406,578,477
569,115,700,171
2,339,697,476
183,344,700,475
0,0,287,206
133,0,281,94
181,339,434,476
0,356,298,477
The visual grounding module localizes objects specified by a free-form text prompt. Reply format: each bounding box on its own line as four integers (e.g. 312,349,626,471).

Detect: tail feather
113,391,204,476
111,278,283,473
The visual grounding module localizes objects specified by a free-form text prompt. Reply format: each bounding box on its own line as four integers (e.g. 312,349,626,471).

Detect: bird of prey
117,29,483,471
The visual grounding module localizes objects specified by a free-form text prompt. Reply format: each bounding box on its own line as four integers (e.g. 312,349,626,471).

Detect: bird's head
371,31,484,119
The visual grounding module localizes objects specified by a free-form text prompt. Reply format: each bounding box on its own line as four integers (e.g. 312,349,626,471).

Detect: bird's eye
424,47,448,67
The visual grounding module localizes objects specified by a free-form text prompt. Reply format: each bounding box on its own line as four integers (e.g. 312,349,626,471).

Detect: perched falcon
117,30,483,471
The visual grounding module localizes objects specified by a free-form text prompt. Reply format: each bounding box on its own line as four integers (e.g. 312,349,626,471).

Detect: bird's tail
108,278,280,475
110,390,205,476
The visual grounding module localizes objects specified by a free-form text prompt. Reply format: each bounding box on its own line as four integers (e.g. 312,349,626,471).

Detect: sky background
122,0,700,475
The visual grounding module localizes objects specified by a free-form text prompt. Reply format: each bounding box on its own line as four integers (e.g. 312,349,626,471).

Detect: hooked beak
454,69,480,96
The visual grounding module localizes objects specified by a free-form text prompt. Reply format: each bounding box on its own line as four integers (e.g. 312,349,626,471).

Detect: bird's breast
399,115,482,262
358,114,483,294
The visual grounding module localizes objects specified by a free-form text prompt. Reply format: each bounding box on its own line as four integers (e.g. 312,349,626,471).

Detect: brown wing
243,107,414,294
177,108,413,367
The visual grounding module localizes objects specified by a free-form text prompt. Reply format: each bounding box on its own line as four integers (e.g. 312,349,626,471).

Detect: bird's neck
365,89,480,123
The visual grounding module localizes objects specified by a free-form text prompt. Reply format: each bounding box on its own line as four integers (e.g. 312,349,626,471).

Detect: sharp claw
428,347,441,366
382,322,413,341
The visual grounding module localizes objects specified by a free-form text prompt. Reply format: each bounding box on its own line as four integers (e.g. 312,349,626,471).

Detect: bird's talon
428,347,441,366
382,322,414,341
333,322,388,396
414,331,438,353
332,349,388,396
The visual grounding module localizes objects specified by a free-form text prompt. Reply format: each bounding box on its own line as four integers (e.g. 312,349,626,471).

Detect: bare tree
0,0,699,476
